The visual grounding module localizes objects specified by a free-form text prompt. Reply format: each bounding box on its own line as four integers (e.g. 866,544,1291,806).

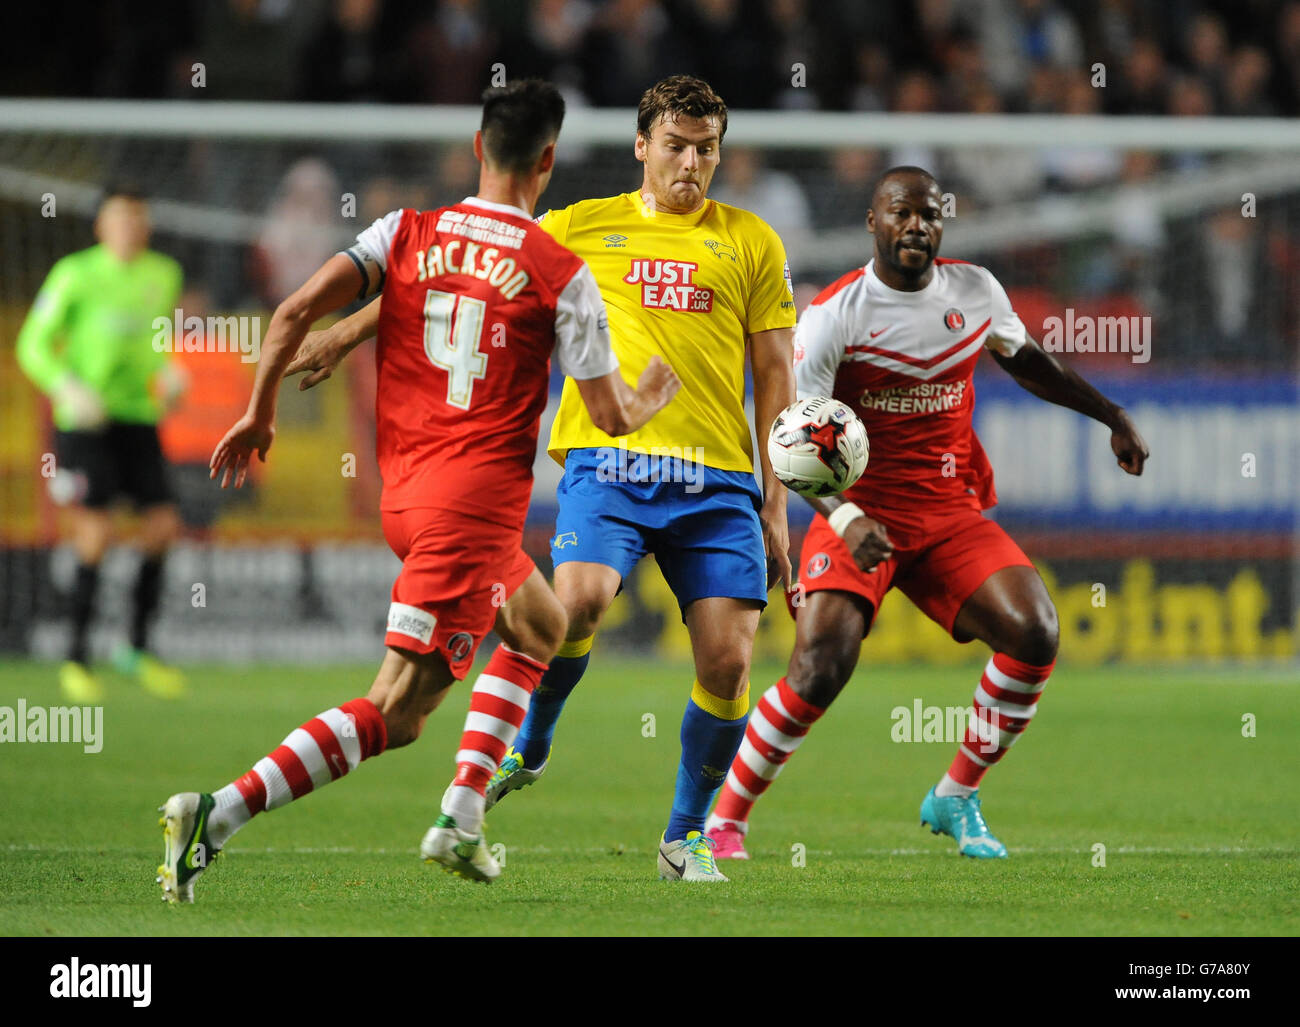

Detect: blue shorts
550,447,768,619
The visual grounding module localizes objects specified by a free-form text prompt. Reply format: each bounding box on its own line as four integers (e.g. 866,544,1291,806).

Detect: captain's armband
341,246,385,301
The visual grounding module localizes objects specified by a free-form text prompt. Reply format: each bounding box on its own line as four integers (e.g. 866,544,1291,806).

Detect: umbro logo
603,234,628,248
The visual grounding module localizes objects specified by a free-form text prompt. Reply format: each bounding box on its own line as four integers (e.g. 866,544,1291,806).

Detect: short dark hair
872,165,939,205
480,79,566,174
637,75,728,141
97,181,146,211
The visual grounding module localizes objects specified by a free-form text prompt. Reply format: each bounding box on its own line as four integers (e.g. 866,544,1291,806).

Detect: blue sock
513,636,593,769
665,681,750,842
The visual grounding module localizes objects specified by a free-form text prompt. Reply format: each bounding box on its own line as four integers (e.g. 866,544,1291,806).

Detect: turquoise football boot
920,786,1008,859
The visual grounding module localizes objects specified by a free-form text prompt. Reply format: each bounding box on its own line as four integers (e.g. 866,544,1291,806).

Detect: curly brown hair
636,75,728,141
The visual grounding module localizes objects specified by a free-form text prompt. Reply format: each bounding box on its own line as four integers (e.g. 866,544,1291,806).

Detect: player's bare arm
285,295,382,391
991,339,1150,475
284,271,682,430
750,326,796,589
574,356,681,437
211,253,371,488
805,492,895,573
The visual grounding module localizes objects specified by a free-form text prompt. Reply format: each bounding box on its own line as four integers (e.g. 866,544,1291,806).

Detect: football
767,397,869,497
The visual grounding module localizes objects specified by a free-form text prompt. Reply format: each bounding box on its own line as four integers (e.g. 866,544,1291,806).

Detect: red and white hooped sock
442,644,548,834
707,676,826,832
210,696,388,844
937,652,1054,798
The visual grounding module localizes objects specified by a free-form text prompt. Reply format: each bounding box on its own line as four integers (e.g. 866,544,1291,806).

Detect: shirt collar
460,195,532,220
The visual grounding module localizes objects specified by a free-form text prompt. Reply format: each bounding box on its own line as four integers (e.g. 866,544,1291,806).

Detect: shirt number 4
422,288,488,409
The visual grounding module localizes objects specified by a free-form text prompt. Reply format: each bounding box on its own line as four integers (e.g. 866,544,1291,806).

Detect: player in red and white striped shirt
706,166,1149,859
156,81,678,901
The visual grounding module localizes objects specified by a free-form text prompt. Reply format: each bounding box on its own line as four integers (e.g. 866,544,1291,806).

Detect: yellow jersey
541,191,795,472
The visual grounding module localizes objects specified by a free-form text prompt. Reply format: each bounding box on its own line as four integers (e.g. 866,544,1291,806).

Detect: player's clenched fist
210,413,274,489
1109,409,1149,476
636,354,681,410
841,514,894,573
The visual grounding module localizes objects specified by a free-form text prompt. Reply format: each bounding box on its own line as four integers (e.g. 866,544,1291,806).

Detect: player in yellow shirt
287,76,796,881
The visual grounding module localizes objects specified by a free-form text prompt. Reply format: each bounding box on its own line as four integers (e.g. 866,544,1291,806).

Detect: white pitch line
5,843,1296,857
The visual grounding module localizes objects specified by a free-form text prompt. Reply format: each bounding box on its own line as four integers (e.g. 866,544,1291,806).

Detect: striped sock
707,676,825,833
209,697,387,847
665,681,750,843
513,634,593,769
443,644,548,834
936,653,1054,797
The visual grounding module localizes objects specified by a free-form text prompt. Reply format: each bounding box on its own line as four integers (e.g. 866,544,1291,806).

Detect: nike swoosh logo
662,848,687,877
184,805,209,870
869,327,892,339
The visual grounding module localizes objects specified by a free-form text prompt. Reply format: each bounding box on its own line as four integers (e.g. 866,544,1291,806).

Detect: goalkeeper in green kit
17,186,188,702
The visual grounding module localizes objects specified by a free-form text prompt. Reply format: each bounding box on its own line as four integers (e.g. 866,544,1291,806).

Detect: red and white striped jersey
347,197,619,526
793,257,1027,512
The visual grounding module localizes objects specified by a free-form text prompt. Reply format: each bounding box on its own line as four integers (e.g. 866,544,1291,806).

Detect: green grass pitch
1,656,1297,936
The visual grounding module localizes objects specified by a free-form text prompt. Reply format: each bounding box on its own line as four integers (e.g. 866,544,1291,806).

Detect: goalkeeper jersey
16,244,183,429
541,191,796,473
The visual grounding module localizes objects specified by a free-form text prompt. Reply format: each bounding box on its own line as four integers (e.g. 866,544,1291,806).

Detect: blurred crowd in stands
7,0,1299,368
13,0,1300,118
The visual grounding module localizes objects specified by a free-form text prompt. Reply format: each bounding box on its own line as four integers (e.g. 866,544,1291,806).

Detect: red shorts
793,504,1034,638
381,507,535,678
